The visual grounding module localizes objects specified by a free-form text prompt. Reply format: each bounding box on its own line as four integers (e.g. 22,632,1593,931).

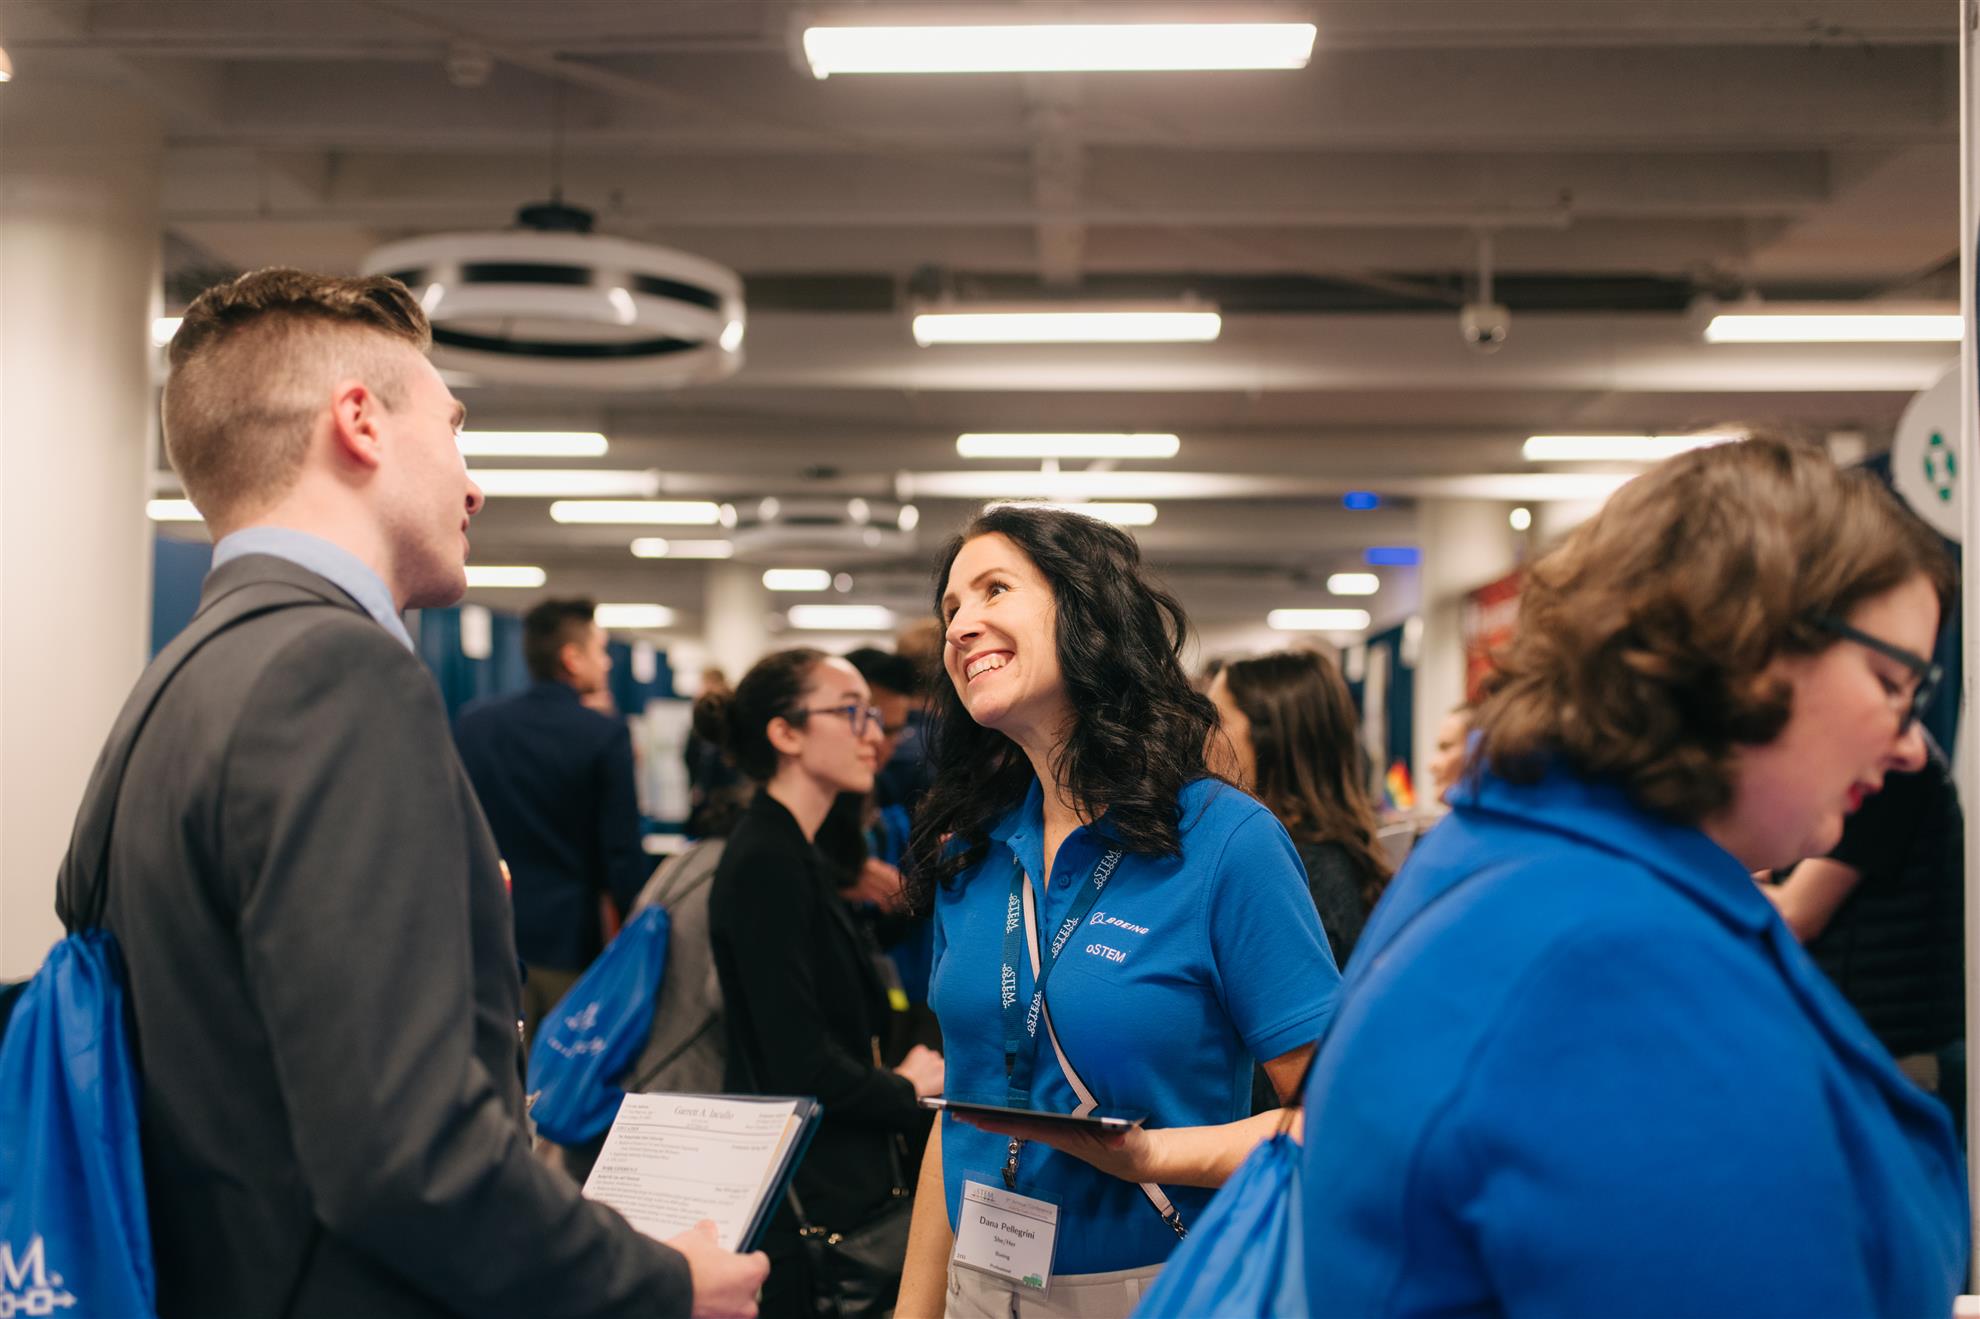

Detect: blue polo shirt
931,776,1339,1275
1300,766,1968,1317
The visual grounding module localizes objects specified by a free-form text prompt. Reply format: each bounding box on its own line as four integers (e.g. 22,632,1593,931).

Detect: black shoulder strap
55,581,338,932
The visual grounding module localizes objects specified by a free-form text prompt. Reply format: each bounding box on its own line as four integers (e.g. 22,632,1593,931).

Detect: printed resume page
582,1093,803,1251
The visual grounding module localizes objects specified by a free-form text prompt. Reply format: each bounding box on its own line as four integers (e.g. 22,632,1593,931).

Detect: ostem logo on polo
0,1235,78,1317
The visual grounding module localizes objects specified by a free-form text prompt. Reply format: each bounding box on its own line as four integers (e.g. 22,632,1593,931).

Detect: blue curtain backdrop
417,607,527,722
1345,623,1414,783
150,536,214,656
606,639,674,716
414,612,676,723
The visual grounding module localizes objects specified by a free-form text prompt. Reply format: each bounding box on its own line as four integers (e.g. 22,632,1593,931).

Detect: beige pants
946,1262,1163,1319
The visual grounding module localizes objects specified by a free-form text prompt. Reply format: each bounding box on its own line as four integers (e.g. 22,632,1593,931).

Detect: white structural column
0,76,163,978
703,562,774,688
1411,499,1519,784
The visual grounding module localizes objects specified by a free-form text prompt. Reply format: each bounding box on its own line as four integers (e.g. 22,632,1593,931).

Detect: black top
1253,837,1377,1112
454,680,651,970
97,556,688,1319
707,790,926,1235
1296,839,1374,969
1810,739,1965,1058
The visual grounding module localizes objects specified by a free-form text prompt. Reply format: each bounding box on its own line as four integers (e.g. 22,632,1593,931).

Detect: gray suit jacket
83,554,691,1318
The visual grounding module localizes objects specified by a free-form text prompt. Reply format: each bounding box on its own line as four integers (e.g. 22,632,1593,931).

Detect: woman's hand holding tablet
921,1097,1159,1183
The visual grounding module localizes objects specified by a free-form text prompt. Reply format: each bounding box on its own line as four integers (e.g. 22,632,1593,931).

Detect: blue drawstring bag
0,584,319,1319
527,905,673,1144
1132,1116,1308,1319
1133,863,1495,1319
0,932,154,1319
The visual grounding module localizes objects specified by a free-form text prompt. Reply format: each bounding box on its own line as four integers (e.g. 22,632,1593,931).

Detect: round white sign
1890,364,1963,542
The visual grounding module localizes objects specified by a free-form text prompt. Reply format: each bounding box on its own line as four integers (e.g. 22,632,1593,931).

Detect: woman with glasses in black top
699,648,945,1319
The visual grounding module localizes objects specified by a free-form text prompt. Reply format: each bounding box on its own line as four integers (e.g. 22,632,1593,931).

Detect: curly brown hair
906,506,1216,908
1476,435,1953,824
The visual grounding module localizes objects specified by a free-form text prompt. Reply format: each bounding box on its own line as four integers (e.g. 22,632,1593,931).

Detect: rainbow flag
1385,761,1416,812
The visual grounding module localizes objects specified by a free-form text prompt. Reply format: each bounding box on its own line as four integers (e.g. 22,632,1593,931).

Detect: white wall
1410,495,1613,782
1411,500,1520,781
0,76,163,978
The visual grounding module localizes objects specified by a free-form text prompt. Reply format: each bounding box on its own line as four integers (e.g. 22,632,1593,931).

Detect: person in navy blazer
1301,436,1969,1317
455,597,652,1042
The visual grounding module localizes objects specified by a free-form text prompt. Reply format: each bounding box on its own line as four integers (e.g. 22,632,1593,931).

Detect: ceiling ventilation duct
360,201,745,390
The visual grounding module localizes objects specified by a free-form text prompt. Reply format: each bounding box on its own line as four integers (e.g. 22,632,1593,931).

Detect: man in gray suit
90,269,766,1317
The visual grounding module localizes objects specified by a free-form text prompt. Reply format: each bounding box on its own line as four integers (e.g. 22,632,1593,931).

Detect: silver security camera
1460,301,1510,354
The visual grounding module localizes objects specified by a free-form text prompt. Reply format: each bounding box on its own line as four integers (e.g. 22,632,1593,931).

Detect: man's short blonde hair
162,269,432,523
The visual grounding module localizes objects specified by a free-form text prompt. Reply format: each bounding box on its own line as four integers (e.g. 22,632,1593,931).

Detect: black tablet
921,1097,1145,1131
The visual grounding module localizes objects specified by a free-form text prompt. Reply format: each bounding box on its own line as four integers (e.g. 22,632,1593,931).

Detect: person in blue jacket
895,505,1341,1319
1301,435,1969,1317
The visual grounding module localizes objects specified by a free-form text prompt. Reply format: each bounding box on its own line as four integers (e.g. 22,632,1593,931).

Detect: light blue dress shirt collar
210,526,415,651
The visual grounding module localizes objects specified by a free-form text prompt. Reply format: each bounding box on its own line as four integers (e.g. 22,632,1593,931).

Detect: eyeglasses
1811,614,1940,735
793,703,886,737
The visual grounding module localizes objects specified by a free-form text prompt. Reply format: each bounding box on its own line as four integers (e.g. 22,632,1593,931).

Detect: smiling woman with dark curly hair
896,506,1341,1319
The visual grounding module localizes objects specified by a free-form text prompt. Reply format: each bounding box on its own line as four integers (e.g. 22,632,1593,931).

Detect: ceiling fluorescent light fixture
1523,433,1743,463
459,431,609,458
470,469,659,498
763,568,834,592
465,565,548,589
1327,573,1379,596
913,305,1220,345
595,603,677,630
801,20,1316,76
550,500,723,525
146,498,202,522
1269,609,1371,633
986,500,1158,526
957,433,1180,460
787,605,897,632
631,538,734,559
1704,308,1961,344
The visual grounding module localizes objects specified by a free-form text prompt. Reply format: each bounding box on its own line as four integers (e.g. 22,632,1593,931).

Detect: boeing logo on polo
1087,910,1149,937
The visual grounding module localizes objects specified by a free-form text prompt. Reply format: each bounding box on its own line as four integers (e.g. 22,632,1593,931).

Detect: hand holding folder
582,1092,823,1253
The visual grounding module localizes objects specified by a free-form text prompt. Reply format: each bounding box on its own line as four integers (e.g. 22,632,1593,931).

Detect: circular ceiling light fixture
360,200,745,390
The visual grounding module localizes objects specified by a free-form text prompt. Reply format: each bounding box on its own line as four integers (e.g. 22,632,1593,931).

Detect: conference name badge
952,1179,1059,1293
